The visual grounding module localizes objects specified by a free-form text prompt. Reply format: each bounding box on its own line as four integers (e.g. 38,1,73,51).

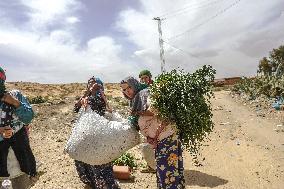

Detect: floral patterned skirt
74,161,120,189
155,134,185,189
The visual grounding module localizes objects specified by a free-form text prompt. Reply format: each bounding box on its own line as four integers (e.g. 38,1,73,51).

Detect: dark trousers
74,160,120,189
0,127,36,177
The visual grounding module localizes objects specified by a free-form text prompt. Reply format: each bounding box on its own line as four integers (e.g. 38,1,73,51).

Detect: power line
158,0,216,18
167,0,241,41
161,0,225,20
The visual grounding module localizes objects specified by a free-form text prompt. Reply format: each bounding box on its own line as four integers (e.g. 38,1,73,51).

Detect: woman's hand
80,97,89,110
89,83,101,95
0,126,13,138
1,93,20,108
146,136,157,149
106,105,113,113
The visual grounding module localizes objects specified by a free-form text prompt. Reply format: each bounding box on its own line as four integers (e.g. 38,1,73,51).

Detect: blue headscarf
87,76,104,97
94,77,104,89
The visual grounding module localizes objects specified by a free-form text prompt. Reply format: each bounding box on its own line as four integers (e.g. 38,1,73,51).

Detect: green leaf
150,65,216,155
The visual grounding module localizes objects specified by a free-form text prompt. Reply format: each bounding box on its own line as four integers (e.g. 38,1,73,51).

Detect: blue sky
0,0,284,83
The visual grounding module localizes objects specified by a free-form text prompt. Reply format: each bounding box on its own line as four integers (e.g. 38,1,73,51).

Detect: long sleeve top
0,90,34,142
74,92,106,116
137,97,176,142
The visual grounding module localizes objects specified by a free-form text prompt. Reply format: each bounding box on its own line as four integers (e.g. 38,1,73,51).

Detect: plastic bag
140,143,156,170
7,148,24,179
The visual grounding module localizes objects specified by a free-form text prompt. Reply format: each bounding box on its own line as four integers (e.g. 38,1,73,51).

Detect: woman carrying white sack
73,77,120,189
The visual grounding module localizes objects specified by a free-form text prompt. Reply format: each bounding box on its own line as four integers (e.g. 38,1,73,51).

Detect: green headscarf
139,70,152,78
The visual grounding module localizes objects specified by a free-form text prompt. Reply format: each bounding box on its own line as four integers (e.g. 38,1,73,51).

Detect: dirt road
26,90,284,189
183,91,284,189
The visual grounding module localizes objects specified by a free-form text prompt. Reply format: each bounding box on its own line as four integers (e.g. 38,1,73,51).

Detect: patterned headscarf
120,77,140,100
120,76,149,112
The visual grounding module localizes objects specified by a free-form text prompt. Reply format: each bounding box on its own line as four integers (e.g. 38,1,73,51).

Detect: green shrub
114,97,129,107
28,96,47,104
232,76,284,98
112,152,137,169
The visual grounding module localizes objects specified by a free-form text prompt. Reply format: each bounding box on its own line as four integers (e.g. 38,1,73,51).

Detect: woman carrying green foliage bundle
120,77,185,189
150,65,216,156
121,65,215,188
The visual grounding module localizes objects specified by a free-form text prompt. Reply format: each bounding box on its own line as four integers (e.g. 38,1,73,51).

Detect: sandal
140,167,156,173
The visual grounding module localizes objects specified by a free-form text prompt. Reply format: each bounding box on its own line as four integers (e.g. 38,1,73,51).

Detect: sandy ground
4,83,284,189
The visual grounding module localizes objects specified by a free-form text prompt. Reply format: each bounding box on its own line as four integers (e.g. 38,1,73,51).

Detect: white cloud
49,30,76,45
117,9,158,49
117,0,284,78
1,0,284,84
66,16,80,24
0,28,138,83
0,0,139,83
21,0,82,31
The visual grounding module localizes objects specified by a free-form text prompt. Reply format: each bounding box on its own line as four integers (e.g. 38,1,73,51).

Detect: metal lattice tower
153,17,166,73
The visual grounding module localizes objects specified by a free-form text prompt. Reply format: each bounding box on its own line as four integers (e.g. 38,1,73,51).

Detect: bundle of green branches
150,65,216,155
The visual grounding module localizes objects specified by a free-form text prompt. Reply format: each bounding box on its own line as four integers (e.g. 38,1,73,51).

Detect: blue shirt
0,90,34,142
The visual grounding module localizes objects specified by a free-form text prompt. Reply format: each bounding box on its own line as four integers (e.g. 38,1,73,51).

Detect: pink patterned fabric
0,72,6,81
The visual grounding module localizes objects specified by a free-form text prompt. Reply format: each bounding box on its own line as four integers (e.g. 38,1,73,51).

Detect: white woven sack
140,143,156,170
65,108,140,165
7,148,24,179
